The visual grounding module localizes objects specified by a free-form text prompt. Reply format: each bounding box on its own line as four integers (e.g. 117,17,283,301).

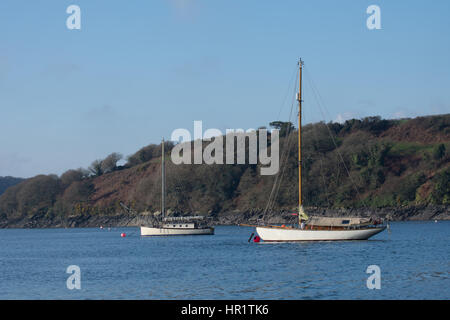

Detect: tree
127,141,174,167
433,144,446,160
88,159,103,176
7,175,62,216
62,180,93,204
0,176,24,196
269,121,294,137
60,169,85,186
430,169,450,204
101,152,123,174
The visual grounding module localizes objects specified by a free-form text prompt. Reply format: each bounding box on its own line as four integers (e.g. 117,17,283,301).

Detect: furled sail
299,205,309,221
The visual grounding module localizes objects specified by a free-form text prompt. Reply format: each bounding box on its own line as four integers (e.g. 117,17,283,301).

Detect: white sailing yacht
140,139,215,236
254,59,386,241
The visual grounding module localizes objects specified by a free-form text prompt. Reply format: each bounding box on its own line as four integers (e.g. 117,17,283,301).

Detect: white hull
256,226,386,242
140,226,214,236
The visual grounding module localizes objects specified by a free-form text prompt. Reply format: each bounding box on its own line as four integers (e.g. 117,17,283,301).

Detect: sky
0,0,449,178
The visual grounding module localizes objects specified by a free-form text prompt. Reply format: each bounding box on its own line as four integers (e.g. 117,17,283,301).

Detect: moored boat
251,59,387,242
256,217,385,241
140,139,214,236
141,216,214,236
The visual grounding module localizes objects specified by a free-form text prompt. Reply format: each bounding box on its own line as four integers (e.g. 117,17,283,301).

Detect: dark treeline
0,114,448,222
0,176,24,196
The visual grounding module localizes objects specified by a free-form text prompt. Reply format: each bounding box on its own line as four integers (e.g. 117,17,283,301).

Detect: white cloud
334,112,355,124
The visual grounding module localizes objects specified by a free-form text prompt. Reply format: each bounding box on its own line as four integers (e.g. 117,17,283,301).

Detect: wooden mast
162,138,165,219
297,59,304,218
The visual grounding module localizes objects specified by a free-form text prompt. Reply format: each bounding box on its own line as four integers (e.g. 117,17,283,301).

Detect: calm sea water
0,222,448,300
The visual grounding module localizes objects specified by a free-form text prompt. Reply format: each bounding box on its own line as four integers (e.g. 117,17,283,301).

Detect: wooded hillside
0,114,448,225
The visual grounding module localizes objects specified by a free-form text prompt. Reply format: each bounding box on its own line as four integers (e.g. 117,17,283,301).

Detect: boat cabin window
342,220,350,224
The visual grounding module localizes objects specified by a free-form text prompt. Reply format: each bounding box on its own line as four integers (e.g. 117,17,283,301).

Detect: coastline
0,205,448,229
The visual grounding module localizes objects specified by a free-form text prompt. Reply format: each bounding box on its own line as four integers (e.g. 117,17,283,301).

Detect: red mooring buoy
253,235,261,243
121,233,126,238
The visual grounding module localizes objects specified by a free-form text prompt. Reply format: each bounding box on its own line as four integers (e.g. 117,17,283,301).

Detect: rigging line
135,155,165,223
319,155,331,206
167,160,196,214
263,86,297,216
304,66,368,208
262,126,289,215
304,82,332,207
271,87,298,205
306,70,362,201
264,127,293,216
275,65,299,121
266,75,298,213
266,117,295,214
263,68,299,216
267,63,298,214
270,126,295,212
303,78,332,207
271,68,302,209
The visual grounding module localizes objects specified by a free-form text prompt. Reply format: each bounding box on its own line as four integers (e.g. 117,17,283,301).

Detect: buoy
253,235,261,243
281,224,286,228
121,233,126,237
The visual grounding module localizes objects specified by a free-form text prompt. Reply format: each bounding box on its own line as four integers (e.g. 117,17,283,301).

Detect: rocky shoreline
0,205,448,229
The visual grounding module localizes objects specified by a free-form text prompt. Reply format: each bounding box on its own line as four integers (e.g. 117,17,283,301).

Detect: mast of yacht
297,59,308,222
161,138,166,220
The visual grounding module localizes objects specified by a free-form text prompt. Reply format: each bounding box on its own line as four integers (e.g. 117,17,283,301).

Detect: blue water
0,222,448,299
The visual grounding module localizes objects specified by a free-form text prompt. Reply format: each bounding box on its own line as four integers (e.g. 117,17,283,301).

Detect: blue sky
0,0,449,178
